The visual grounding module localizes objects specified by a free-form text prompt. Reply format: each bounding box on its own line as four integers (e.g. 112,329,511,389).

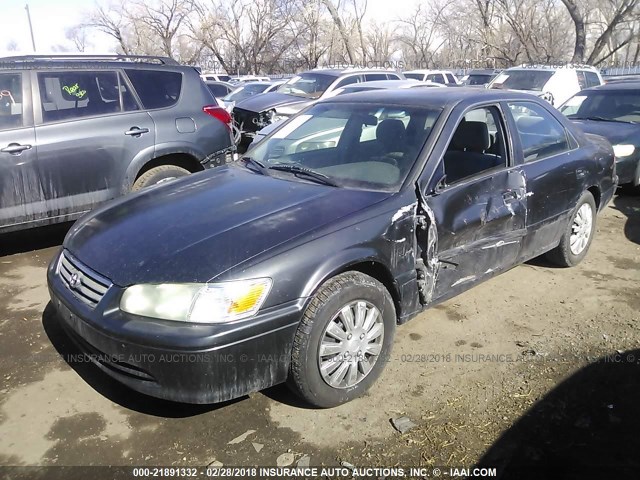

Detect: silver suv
0,55,235,233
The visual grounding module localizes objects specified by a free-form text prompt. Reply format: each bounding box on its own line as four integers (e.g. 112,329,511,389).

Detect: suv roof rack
0,54,180,65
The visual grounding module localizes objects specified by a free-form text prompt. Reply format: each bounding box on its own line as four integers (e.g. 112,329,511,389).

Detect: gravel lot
0,193,638,478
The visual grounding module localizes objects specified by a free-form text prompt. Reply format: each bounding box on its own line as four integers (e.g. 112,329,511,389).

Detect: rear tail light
203,105,232,131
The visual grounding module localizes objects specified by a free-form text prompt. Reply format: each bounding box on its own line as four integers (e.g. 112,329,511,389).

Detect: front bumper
615,154,640,185
47,250,302,404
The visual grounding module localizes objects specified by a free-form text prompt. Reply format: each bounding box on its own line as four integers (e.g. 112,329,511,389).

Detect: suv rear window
125,69,182,109
38,71,137,123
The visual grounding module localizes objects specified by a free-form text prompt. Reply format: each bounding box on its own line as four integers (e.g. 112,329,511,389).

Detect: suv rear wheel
132,165,190,191
288,271,396,407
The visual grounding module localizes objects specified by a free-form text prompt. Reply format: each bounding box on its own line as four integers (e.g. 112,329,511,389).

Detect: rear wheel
546,191,596,267
288,272,396,408
132,165,190,191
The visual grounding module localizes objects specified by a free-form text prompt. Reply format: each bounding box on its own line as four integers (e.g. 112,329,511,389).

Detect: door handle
125,127,150,136
502,190,519,201
1,143,32,155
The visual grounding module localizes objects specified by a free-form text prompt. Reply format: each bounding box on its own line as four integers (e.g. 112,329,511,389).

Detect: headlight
613,144,635,158
120,278,272,323
268,109,290,123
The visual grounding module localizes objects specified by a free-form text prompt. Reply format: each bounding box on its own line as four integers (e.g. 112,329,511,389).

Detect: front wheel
288,272,396,408
546,191,597,267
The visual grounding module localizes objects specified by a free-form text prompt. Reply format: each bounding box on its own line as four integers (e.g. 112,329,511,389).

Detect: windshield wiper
571,116,636,124
242,156,270,175
268,164,340,187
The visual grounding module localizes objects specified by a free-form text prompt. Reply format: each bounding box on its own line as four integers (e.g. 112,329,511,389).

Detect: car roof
505,65,599,73
323,87,543,108
205,80,232,86
238,81,279,86
467,69,498,75
0,55,185,71
304,68,400,77
581,81,640,92
404,69,452,74
343,79,421,89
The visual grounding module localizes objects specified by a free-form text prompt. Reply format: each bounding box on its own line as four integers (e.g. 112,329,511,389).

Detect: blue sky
0,0,115,55
0,0,412,57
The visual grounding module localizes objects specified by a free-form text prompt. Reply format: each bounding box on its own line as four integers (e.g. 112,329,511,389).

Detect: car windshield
246,102,442,191
465,74,492,85
223,84,270,102
404,73,424,80
276,73,336,98
489,70,554,91
560,90,640,123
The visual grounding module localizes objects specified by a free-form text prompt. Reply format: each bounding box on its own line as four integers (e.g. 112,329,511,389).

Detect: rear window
37,71,138,123
125,69,182,109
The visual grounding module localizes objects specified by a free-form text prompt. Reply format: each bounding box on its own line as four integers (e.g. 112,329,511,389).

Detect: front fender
300,247,396,301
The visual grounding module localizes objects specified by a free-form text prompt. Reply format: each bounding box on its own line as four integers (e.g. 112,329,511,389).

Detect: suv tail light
203,105,232,131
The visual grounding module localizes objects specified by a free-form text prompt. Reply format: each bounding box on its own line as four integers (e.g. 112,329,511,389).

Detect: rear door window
0,73,23,130
335,75,361,88
508,102,571,162
37,71,131,123
427,73,446,84
445,73,457,83
125,69,182,109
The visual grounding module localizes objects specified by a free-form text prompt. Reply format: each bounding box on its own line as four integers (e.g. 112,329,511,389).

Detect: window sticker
62,83,87,99
0,89,15,104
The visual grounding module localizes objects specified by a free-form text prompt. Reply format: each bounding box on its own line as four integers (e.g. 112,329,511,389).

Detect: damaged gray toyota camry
47,88,616,408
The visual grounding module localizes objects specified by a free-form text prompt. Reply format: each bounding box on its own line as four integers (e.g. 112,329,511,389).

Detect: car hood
571,119,639,145
65,166,388,286
233,92,311,113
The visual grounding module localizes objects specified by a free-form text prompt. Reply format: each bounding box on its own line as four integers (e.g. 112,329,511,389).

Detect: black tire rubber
132,165,190,191
287,271,396,408
546,191,597,267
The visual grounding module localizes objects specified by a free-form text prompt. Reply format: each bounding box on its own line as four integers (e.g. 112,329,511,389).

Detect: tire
546,191,597,267
132,165,190,191
288,271,396,408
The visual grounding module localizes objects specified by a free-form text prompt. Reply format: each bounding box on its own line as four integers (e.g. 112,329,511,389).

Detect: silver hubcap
570,203,593,255
318,300,384,389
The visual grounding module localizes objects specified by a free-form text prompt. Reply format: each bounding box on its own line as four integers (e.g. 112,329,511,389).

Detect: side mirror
433,175,448,194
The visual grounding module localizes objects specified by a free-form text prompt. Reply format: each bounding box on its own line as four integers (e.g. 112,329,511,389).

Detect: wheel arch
122,152,203,193
587,185,601,210
300,250,402,323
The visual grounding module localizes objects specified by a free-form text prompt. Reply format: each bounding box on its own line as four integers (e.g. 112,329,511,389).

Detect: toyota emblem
69,272,81,289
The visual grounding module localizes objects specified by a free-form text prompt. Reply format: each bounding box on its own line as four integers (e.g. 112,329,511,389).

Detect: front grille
57,251,111,308
233,107,261,133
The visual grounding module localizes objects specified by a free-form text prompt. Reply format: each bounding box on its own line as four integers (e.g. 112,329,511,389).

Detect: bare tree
561,0,587,62
66,26,92,53
321,0,356,64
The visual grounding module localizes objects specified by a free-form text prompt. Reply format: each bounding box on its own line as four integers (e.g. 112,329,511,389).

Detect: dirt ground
0,193,639,479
